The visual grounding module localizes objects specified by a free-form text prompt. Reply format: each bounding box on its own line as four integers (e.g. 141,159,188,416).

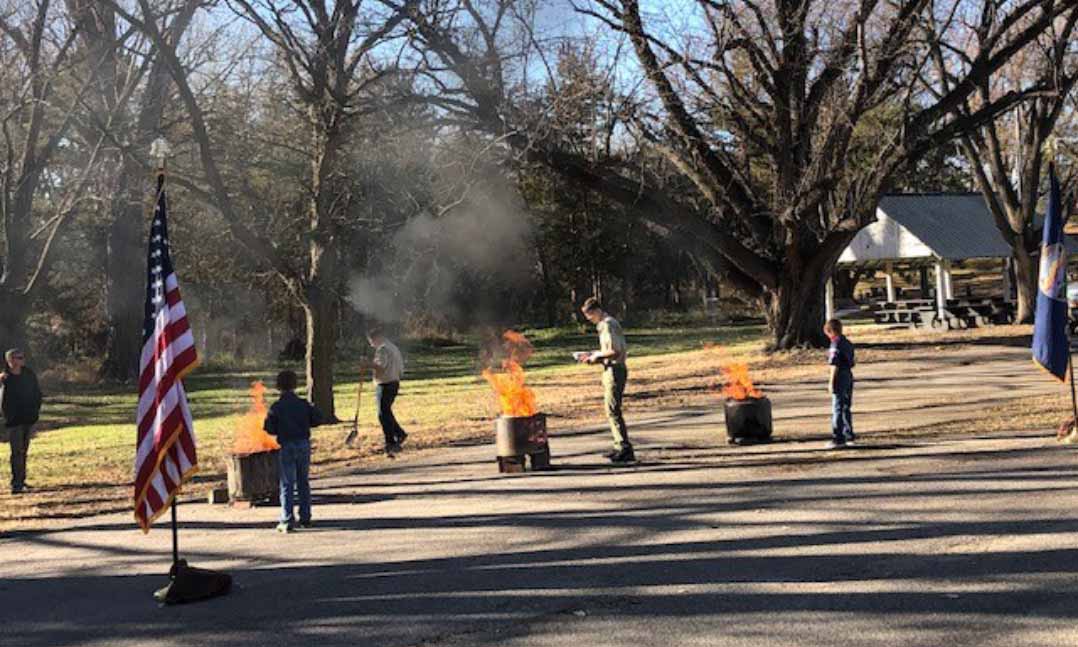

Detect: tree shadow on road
4,440,1077,647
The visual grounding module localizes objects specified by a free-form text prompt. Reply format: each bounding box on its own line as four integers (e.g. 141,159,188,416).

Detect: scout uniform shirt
372,340,405,385
827,334,855,392
597,316,628,366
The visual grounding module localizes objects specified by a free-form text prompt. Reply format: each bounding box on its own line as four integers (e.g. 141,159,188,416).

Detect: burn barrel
495,413,551,473
227,450,280,505
723,396,773,444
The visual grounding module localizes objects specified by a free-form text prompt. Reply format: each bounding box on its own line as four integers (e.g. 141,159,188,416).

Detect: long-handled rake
344,353,369,448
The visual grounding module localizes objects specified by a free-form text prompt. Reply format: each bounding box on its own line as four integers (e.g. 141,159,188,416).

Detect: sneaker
824,440,846,450
610,448,636,464
297,520,313,529
385,442,402,456
844,440,857,448
276,522,293,533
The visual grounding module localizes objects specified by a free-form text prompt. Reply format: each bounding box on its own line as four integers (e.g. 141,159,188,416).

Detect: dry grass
0,322,1048,533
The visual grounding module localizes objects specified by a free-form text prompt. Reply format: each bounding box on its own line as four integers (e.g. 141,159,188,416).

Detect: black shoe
385,442,402,456
610,448,636,464
297,519,313,529
395,431,408,447
603,449,620,460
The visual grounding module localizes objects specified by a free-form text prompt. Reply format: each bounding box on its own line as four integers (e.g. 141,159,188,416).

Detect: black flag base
153,559,232,605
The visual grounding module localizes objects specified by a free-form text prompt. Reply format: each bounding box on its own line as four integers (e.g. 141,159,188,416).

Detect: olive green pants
603,364,630,450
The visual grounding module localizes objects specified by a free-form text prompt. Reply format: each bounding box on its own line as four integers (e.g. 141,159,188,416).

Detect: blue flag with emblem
1032,164,1069,381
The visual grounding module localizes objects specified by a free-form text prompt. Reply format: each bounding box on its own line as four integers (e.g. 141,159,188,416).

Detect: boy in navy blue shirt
824,319,856,449
264,370,325,532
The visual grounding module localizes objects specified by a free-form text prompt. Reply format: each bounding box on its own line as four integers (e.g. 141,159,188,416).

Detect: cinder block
207,487,229,504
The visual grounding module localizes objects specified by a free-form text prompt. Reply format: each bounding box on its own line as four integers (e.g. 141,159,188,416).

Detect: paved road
1,345,1076,646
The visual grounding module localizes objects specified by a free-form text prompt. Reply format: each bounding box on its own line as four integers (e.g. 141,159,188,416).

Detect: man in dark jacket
1,349,42,494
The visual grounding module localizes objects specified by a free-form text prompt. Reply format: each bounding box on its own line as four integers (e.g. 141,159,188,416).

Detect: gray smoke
347,180,534,327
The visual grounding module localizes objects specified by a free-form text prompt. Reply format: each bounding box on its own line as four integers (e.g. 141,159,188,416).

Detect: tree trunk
1012,245,1037,324
0,289,30,352
100,175,148,381
303,113,343,421
303,287,338,421
535,243,557,327
763,269,830,350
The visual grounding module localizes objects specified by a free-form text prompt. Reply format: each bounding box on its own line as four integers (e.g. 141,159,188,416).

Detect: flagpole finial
150,137,172,171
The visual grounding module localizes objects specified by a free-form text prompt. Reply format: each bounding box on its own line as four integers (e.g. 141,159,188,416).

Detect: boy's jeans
831,386,854,443
278,440,311,524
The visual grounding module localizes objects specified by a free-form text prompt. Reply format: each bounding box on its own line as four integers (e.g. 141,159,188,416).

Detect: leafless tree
396,0,1078,348
937,10,1078,322
63,0,203,381
113,0,413,415
0,0,113,350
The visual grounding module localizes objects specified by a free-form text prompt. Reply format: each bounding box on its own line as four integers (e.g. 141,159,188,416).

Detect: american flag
134,173,199,532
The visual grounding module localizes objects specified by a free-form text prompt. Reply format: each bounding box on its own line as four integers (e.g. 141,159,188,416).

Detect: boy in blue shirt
824,319,856,449
264,370,325,532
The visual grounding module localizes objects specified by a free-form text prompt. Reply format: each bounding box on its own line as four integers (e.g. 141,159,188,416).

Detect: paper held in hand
572,351,592,362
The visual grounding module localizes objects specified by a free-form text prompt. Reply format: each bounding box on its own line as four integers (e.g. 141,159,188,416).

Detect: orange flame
232,381,281,454
482,331,538,417
721,363,762,400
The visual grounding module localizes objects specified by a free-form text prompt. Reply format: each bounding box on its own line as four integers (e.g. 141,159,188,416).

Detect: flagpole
145,138,230,605
171,496,180,572
152,138,182,576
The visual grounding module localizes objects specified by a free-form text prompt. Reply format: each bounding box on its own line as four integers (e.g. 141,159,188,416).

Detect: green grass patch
1,321,764,527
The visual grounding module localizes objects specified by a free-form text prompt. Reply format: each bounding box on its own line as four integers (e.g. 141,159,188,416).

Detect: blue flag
1032,164,1069,381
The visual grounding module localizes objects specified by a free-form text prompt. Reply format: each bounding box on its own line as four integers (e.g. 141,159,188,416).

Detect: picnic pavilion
827,193,1022,329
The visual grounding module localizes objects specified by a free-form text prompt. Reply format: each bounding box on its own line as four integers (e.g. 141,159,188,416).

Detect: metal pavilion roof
839,193,1013,265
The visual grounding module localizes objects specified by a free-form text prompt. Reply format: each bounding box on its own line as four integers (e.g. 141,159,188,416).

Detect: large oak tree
397,0,1078,347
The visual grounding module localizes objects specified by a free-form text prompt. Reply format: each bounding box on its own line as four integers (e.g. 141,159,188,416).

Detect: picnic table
873,297,1015,329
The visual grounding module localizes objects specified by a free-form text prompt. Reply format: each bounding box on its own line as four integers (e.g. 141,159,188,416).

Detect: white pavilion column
943,260,954,299
884,262,896,303
1002,257,1013,302
934,259,947,320
825,273,835,322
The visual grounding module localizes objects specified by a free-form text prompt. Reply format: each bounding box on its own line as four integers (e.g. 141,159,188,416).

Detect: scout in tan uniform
579,297,634,463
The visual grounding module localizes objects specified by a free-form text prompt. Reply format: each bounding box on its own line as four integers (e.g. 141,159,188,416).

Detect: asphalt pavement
1,344,1076,647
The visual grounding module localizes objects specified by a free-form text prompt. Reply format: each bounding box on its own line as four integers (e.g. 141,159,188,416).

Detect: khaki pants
8,424,31,491
603,365,630,450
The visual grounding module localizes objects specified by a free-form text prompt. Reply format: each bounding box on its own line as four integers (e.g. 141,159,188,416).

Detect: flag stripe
137,344,197,435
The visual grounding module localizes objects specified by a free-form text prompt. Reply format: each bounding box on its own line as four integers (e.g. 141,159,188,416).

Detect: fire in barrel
721,363,773,445
483,331,551,473
227,381,281,505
